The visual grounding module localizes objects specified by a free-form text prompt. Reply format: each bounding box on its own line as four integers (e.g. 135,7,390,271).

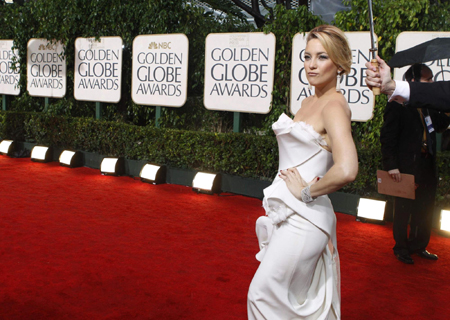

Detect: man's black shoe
395,253,414,264
416,250,438,260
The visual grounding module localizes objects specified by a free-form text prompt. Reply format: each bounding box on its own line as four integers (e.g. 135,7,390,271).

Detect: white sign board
27,39,66,98
393,32,450,81
204,32,276,114
74,37,123,103
290,32,375,122
0,40,20,95
132,34,188,107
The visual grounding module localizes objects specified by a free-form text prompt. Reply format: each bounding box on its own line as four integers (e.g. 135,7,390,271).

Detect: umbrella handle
371,59,381,96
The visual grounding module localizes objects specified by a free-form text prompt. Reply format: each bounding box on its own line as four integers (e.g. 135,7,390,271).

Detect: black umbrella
388,37,450,68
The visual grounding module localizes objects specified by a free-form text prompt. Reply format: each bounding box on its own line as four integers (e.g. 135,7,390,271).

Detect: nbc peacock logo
148,42,172,50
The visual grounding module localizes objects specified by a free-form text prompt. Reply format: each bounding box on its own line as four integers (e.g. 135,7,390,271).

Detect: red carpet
1,156,449,319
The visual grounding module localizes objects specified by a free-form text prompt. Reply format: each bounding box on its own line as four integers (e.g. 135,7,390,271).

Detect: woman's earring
308,83,312,90
336,73,341,91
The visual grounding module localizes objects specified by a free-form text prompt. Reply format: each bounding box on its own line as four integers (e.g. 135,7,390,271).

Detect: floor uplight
356,198,386,224
59,150,83,168
0,140,14,156
100,157,124,176
440,210,450,233
140,164,166,184
192,172,221,194
30,146,52,163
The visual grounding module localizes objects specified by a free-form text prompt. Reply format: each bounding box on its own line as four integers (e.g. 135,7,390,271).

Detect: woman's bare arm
308,100,358,197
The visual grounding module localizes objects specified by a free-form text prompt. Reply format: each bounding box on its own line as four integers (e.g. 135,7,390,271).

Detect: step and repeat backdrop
0,40,20,96
204,32,275,114
13,30,450,122
132,34,189,108
27,39,66,98
74,37,123,103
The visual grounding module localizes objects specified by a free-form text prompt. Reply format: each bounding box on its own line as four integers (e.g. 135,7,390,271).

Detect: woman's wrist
301,185,316,203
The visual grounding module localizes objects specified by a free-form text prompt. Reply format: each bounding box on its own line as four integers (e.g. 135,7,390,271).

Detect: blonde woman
248,25,358,320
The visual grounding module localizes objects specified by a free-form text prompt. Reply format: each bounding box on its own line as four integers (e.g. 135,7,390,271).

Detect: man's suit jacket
409,81,450,111
380,101,450,178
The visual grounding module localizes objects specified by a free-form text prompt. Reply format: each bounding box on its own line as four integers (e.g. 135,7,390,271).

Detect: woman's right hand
280,168,319,200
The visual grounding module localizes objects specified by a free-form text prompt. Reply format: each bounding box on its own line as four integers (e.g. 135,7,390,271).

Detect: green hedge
3,110,450,207
0,111,277,179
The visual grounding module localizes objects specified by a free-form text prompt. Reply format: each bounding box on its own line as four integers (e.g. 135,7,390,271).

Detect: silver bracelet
301,185,315,203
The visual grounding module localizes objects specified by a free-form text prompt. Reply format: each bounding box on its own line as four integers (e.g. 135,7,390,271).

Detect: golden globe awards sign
74,37,123,103
393,32,450,81
290,32,375,122
0,40,20,95
132,34,188,107
204,33,276,114
27,39,66,98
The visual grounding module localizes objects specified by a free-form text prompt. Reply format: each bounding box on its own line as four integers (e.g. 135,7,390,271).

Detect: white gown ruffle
248,113,340,320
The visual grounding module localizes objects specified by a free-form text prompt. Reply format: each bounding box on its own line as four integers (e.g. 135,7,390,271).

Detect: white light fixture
356,198,386,223
100,157,124,176
0,140,14,156
30,146,52,163
440,210,450,232
59,150,83,168
140,164,166,184
192,172,221,194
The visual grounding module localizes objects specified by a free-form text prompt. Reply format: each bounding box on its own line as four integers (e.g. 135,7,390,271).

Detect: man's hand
365,56,396,96
388,168,402,182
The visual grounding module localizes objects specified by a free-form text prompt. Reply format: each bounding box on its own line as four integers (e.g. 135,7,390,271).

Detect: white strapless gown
248,113,340,320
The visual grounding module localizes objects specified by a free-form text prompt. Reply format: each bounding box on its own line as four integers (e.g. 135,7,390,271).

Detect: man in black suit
380,64,450,264
365,56,450,111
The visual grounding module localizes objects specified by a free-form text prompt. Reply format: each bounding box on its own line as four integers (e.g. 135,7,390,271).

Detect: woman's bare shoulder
322,93,351,118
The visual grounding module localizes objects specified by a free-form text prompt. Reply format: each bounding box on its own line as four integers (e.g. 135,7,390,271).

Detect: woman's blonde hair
306,25,352,75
